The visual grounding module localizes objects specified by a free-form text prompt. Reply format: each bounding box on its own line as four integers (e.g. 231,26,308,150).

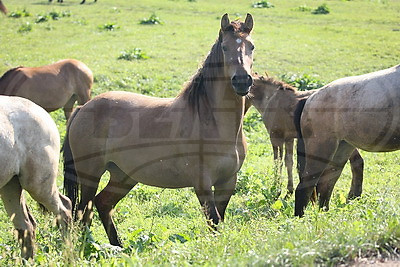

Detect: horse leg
214,174,237,221
76,166,105,226
22,178,72,229
295,139,339,217
80,0,86,4
0,176,36,259
194,173,220,227
347,149,364,200
94,163,137,246
63,96,77,120
316,141,356,210
284,139,294,196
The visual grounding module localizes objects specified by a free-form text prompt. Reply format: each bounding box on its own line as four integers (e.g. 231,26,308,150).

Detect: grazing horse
0,59,93,120
63,14,255,246
0,0,7,15
247,75,364,199
0,96,72,259
294,65,400,217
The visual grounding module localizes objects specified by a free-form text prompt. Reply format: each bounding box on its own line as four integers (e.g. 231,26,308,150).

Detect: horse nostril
247,75,253,87
231,76,238,84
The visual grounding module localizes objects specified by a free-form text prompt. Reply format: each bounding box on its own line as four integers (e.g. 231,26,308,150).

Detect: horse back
302,65,400,152
0,96,59,184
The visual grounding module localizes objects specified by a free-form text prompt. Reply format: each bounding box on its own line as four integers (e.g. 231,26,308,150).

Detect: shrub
98,22,120,31
8,9,30,18
35,14,49,23
252,1,274,8
312,4,330,14
139,13,163,25
118,48,149,61
280,73,324,91
17,22,32,33
35,11,71,23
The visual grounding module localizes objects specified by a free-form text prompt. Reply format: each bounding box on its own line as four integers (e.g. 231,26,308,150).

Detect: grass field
1,0,400,265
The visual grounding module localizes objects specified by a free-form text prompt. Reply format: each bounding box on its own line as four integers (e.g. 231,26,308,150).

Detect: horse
247,75,364,199
63,13,255,246
0,59,93,120
0,0,7,15
294,64,400,217
48,0,97,4
80,0,97,4
0,95,72,259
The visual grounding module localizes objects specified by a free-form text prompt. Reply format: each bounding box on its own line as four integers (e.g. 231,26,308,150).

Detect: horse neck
176,40,246,139
249,80,281,112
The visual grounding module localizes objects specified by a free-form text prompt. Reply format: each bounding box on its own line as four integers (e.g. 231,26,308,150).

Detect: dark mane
178,39,224,112
178,21,247,112
256,73,297,92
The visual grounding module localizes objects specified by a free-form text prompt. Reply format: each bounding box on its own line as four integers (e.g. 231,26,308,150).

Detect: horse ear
244,13,254,33
221,13,230,31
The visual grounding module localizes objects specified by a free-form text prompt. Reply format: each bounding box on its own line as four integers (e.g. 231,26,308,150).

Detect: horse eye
250,44,255,51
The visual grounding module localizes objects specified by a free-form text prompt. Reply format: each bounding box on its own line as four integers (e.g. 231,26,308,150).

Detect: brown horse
0,96,72,259
247,75,364,200
48,0,97,4
0,0,7,15
295,64,400,217
0,59,93,120
63,14,255,246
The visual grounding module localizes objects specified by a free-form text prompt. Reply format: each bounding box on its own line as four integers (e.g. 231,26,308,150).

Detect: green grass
1,0,400,265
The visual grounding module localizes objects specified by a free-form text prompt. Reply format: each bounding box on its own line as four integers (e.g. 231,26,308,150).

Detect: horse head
219,13,254,96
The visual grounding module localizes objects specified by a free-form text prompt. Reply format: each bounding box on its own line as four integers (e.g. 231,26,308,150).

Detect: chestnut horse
0,0,7,15
247,75,364,199
295,65,400,217
63,14,255,246
0,96,71,259
0,59,93,120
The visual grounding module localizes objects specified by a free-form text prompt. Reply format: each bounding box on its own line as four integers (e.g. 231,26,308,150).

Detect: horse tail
63,106,81,213
0,0,7,15
294,98,307,178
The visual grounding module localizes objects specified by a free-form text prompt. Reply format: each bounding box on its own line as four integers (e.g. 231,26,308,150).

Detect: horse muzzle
231,74,253,96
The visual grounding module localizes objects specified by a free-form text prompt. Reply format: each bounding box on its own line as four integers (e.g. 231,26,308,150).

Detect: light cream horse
295,64,400,217
0,59,93,119
0,0,7,15
247,75,364,200
0,96,72,259
63,14,255,246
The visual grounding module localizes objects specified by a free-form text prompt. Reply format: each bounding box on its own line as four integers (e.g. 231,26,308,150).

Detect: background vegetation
1,0,400,265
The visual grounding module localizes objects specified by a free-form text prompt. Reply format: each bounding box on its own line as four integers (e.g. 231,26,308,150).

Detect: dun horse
0,59,93,119
247,75,364,199
64,14,255,246
295,64,400,217
0,96,72,259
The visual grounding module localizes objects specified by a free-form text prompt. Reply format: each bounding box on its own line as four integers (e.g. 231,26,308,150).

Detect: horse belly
109,143,243,188
338,89,400,152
